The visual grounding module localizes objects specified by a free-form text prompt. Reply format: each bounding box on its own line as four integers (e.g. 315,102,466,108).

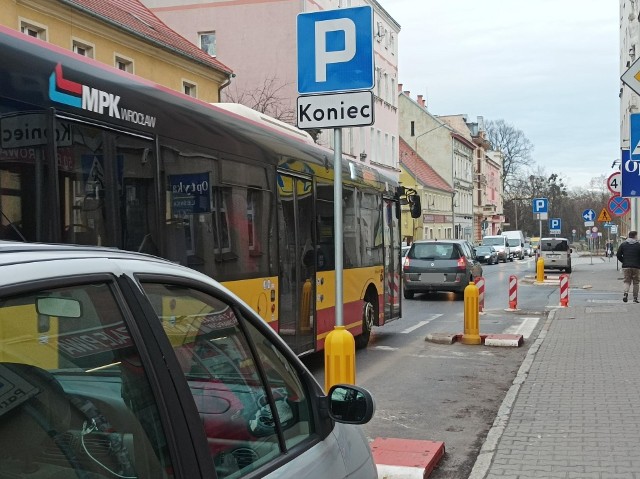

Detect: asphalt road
303,255,555,478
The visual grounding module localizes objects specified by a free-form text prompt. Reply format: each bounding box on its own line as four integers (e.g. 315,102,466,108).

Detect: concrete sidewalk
469,254,640,478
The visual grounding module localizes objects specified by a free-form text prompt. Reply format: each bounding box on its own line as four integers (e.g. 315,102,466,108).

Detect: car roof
0,241,217,288
540,237,569,241
412,239,468,244
0,240,165,264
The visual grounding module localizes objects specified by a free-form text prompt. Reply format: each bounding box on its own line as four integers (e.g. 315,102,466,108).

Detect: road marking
374,345,399,351
503,317,539,339
401,314,443,334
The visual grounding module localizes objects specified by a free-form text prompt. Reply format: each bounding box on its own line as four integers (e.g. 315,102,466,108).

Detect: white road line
401,314,443,334
373,345,399,351
503,317,539,339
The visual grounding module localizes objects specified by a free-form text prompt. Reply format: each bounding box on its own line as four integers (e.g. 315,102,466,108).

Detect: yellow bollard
536,257,545,283
461,282,481,345
324,326,355,392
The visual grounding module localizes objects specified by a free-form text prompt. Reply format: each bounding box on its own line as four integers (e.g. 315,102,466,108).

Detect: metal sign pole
334,128,344,328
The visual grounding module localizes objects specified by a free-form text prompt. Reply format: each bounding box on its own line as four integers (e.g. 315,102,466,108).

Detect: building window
73,39,94,58
115,56,133,73
183,81,197,97
391,78,396,106
199,31,216,56
20,20,46,40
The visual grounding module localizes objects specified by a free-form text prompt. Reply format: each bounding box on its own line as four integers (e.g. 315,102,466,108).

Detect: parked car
402,239,483,299
539,237,572,273
481,235,511,262
0,241,377,479
474,245,499,264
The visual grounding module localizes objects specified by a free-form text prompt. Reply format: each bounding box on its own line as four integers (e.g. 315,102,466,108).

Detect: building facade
465,117,504,241
436,115,476,242
399,138,454,243
0,0,232,103
620,0,639,234
143,0,400,180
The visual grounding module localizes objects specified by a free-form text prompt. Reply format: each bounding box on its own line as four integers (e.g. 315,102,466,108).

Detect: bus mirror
409,194,421,218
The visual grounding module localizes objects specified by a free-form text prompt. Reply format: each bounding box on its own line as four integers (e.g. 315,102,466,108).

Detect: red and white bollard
559,274,569,307
508,275,518,310
474,276,485,313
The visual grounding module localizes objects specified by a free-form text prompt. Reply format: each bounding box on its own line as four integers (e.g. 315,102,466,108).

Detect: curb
372,437,445,479
425,333,524,347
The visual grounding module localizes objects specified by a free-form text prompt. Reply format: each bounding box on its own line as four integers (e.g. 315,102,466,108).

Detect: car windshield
540,239,569,252
411,243,460,260
483,238,504,246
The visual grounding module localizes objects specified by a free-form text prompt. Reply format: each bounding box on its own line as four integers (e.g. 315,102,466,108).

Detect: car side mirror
328,384,375,425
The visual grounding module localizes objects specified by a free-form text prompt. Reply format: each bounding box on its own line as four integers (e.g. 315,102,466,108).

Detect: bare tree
485,119,534,196
222,76,296,125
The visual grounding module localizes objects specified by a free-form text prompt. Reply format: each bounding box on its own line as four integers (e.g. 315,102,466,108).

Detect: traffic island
425,333,524,347
371,437,445,479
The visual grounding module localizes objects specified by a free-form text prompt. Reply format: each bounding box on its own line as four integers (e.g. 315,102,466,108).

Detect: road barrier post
474,276,485,313
508,275,518,310
462,282,481,345
536,257,545,283
559,274,569,307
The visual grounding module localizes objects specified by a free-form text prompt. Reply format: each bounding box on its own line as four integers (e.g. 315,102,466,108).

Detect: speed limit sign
607,171,621,195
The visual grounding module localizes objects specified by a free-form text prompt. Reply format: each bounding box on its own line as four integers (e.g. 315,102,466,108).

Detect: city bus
0,26,405,355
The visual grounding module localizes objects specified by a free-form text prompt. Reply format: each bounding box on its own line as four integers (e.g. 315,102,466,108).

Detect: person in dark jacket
616,231,640,303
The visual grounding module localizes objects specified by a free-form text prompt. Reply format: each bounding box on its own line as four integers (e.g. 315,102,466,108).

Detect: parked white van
503,230,526,260
482,235,511,262
539,237,572,273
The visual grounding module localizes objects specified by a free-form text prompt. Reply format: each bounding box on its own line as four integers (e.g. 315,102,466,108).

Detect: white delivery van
482,235,511,262
539,237,572,273
503,230,526,260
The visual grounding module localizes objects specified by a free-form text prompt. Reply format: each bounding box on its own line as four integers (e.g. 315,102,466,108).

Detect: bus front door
277,174,315,355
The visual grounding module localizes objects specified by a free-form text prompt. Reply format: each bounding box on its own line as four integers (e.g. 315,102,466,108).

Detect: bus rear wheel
355,298,376,349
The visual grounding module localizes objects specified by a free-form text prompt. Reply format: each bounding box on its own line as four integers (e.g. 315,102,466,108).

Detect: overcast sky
382,0,619,190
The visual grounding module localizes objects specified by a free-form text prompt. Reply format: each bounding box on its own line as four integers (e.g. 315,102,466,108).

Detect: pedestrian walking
616,231,640,303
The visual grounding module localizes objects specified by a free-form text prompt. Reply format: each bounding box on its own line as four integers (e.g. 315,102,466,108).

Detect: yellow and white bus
0,26,408,355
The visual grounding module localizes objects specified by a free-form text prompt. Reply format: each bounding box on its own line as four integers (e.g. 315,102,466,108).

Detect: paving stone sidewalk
469,255,640,478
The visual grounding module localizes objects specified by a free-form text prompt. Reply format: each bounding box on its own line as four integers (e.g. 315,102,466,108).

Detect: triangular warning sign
597,208,612,222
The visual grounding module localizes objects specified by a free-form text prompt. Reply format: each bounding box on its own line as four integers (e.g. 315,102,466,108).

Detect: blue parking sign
532,198,548,213
297,6,374,94
549,218,561,233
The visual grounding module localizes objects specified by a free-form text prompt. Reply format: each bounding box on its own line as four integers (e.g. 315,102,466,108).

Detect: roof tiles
65,0,233,74
399,138,453,193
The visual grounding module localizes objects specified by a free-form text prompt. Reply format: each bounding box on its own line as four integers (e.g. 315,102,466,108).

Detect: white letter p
315,18,356,83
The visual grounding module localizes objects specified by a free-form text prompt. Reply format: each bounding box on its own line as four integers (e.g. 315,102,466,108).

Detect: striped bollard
559,274,569,307
474,276,485,312
508,275,518,310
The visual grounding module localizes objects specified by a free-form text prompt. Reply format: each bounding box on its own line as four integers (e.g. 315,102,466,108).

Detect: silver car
0,241,377,479
402,239,483,299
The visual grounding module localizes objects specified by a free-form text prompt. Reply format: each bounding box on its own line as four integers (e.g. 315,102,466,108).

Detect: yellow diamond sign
597,208,612,222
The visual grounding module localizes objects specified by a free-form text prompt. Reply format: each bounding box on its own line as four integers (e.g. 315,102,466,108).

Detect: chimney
403,90,410,96
417,95,425,107
398,83,403,92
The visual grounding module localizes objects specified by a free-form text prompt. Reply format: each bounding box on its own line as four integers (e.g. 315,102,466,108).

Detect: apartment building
399,138,454,242
0,0,233,103
143,0,400,179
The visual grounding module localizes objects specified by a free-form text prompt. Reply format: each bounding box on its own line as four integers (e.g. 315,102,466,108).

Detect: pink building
143,0,400,180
